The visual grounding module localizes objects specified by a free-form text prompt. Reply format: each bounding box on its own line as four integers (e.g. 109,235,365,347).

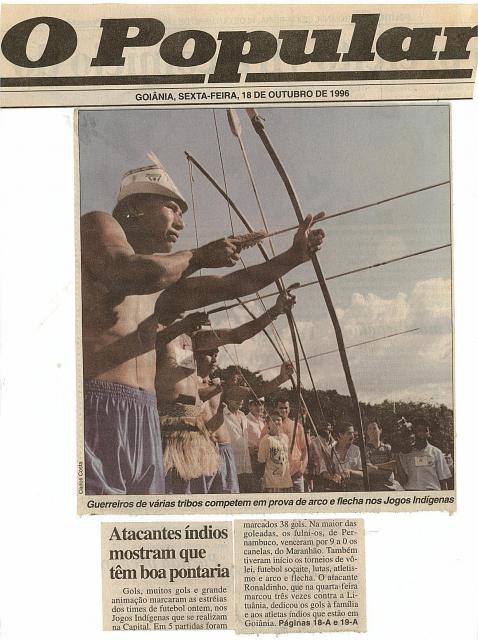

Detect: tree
214,365,454,454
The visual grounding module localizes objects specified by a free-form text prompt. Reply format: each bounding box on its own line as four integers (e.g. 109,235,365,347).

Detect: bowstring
207,324,274,421
213,109,235,236
188,140,268,417
229,114,327,427
290,313,327,425
187,158,202,277
214,110,324,442
212,109,292,364
211,111,323,434
211,109,276,414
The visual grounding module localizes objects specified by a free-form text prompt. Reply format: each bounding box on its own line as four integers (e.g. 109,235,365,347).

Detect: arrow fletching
147,151,163,168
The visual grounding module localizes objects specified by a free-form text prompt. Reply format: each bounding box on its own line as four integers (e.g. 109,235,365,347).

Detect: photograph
2,3,477,638
78,105,454,499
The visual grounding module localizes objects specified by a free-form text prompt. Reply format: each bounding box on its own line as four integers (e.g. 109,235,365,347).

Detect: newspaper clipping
101,518,365,633
1,2,477,639
1,5,474,514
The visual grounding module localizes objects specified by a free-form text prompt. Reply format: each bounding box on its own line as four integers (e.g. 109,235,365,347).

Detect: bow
184,148,305,448
246,108,370,490
226,107,325,451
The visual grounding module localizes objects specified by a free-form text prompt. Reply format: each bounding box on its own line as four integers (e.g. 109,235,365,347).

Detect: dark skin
193,291,295,352
413,423,449,490
154,218,325,403
195,353,292,442
155,215,325,322
155,294,295,405
81,194,250,390
85,311,207,379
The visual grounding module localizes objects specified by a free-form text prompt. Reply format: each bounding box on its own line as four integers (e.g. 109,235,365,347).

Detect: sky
78,105,452,407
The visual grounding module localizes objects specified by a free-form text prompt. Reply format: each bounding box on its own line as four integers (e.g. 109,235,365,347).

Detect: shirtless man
81,160,247,495
152,213,325,495
153,205,325,423
157,292,296,494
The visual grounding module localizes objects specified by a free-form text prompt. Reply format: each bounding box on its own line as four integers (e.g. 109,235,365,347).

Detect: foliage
215,366,454,454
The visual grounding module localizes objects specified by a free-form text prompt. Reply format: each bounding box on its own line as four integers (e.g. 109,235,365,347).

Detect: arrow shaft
185,149,305,438
228,109,325,430
207,243,451,314
255,327,420,373
321,180,450,222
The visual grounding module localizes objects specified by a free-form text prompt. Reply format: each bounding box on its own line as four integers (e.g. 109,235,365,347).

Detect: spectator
398,419,452,490
365,420,402,491
320,422,364,491
309,423,336,491
258,411,293,493
270,397,308,492
222,392,254,493
443,449,454,489
246,398,266,492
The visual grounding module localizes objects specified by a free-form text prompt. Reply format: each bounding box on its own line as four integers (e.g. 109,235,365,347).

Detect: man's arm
193,292,295,352
155,215,325,317
319,454,342,485
205,403,226,433
254,362,294,398
199,382,249,433
198,379,223,403
156,313,210,349
373,461,396,472
84,312,206,379
81,211,242,296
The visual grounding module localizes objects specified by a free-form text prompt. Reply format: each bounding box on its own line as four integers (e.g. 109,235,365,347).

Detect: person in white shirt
319,422,364,491
223,396,254,492
264,397,308,492
246,399,266,449
246,399,265,492
398,419,451,490
196,356,293,495
244,361,294,455
309,423,336,491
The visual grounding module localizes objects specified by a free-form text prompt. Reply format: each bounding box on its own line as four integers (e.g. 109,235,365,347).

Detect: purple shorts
84,379,164,495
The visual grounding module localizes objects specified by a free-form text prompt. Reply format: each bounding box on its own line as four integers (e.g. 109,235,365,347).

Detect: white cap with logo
117,152,188,212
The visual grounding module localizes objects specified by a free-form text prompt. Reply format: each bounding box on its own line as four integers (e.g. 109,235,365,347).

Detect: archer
81,158,257,495
153,212,324,494
160,295,296,495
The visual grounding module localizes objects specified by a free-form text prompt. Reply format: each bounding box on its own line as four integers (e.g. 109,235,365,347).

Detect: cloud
409,277,452,325
213,278,453,407
339,291,410,339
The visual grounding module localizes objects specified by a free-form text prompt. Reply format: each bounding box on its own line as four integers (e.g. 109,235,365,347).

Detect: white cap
117,154,188,212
